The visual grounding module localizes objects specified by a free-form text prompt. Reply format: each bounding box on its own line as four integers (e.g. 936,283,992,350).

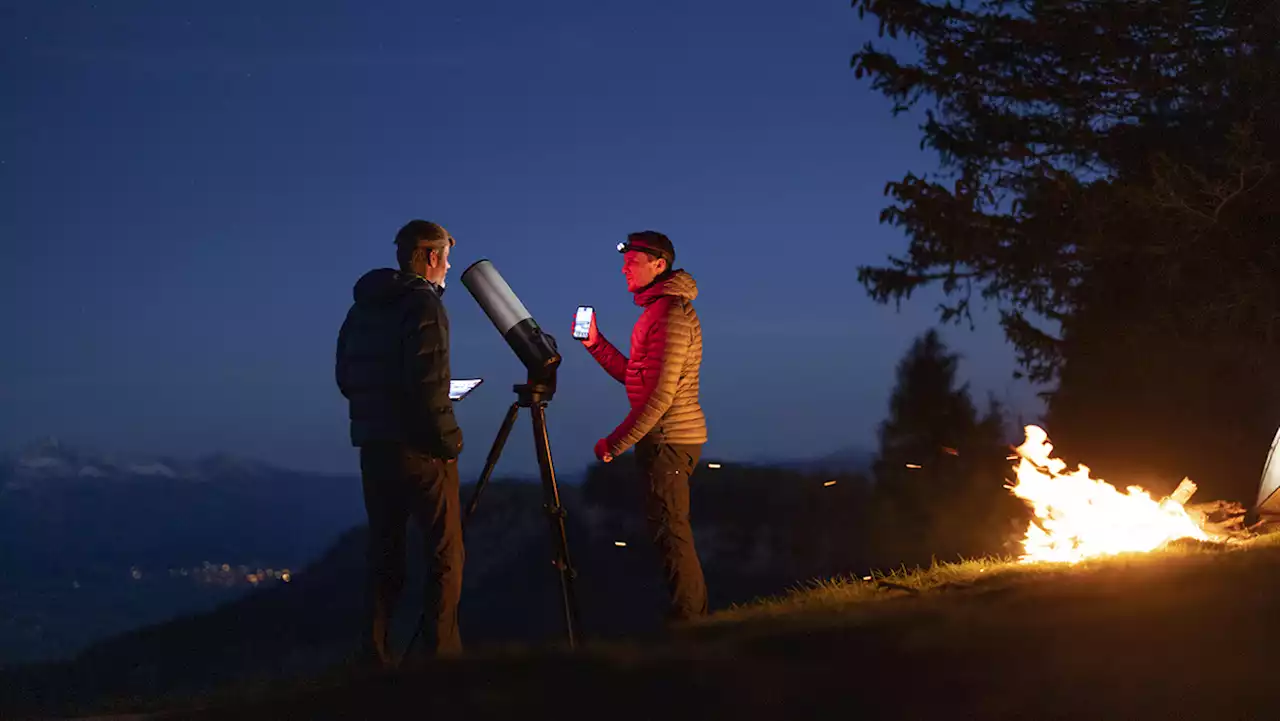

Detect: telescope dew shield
461,260,562,377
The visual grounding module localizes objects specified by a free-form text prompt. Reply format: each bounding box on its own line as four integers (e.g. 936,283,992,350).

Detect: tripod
402,375,582,661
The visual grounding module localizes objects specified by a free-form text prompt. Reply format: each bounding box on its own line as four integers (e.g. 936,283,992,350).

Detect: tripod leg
529,402,581,648
464,401,521,527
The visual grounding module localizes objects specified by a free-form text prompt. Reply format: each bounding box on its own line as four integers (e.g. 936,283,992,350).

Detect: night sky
1,0,1043,478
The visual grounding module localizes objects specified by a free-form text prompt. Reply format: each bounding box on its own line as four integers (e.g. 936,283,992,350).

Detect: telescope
458,259,581,646
460,260,562,389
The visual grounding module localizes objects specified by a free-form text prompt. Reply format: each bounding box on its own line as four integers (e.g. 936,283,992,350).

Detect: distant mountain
0,438,364,581
1,437,279,488
0,438,367,664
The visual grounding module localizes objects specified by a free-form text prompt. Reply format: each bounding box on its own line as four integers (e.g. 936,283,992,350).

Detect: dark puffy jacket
335,269,462,459
588,269,707,456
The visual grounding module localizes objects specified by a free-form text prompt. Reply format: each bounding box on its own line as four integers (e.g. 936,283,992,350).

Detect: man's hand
575,310,600,348
593,438,613,463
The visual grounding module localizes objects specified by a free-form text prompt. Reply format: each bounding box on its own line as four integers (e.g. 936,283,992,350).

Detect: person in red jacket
578,231,710,622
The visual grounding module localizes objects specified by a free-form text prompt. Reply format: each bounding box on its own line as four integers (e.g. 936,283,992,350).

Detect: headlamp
616,241,665,259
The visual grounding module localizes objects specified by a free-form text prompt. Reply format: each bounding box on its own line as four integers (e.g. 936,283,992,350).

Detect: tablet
449,378,484,401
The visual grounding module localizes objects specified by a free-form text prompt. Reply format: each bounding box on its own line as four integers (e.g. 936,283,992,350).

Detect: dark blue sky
1,0,1043,477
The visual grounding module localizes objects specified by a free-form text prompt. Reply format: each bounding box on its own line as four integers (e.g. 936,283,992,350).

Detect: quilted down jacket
335,269,462,459
587,270,708,456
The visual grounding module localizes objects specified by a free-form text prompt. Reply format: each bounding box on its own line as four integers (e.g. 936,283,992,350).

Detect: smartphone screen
448,378,484,401
573,306,593,340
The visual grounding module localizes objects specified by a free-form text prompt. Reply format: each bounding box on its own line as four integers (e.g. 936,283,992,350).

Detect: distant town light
221,563,230,572
823,480,837,487
707,463,722,469
281,571,291,582
614,541,628,547
905,463,922,469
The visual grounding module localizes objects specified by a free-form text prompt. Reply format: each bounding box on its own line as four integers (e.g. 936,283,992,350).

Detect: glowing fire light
1008,426,1216,563
823,480,837,487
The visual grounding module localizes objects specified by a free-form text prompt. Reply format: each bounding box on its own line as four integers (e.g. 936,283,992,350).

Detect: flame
1008,425,1216,563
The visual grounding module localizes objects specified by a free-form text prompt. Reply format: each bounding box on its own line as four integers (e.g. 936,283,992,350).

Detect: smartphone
572,306,594,340
448,378,484,402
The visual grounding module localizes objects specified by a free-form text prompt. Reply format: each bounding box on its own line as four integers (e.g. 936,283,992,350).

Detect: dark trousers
635,438,708,621
359,444,464,664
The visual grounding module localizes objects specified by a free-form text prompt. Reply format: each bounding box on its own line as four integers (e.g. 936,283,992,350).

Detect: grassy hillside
39,532,1280,721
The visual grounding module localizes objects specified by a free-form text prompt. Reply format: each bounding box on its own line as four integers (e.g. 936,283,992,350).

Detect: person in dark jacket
336,220,464,664
577,231,710,623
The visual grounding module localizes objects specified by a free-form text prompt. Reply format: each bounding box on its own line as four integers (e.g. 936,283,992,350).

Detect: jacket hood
634,269,698,307
352,269,436,305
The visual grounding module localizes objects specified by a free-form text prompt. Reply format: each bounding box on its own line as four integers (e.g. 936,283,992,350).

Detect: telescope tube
460,260,562,377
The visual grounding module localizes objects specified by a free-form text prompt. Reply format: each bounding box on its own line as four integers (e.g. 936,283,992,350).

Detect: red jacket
587,270,708,456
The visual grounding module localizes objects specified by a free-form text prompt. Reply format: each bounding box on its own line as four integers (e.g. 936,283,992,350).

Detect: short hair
394,220,454,271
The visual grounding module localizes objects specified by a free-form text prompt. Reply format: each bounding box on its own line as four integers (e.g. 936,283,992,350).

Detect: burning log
1169,478,1198,506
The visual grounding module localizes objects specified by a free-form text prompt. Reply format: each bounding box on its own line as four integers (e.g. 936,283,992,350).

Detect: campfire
1007,425,1225,563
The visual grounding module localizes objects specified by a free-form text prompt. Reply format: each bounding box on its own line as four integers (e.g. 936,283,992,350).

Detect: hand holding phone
572,305,597,345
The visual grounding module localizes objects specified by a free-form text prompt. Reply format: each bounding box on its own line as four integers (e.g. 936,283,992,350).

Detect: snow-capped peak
1,439,285,489
20,455,69,470
3,439,196,486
